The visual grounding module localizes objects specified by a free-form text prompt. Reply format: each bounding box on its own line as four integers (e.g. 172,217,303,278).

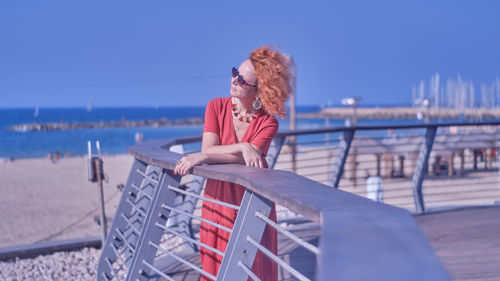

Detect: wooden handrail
128,137,450,280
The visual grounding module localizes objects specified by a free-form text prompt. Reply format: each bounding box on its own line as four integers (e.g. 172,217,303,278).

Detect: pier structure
96,121,500,280
298,106,500,120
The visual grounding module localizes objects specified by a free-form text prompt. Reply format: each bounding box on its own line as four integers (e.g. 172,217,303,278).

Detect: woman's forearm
202,143,243,155
201,143,264,168
203,152,246,165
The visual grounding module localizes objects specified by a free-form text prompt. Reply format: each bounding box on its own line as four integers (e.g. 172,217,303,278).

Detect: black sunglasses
232,67,257,88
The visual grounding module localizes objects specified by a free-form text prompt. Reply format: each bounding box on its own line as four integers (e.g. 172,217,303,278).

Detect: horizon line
0,103,415,110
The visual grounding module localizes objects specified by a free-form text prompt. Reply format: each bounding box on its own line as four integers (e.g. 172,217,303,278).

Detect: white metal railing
254,211,320,256
246,236,310,281
97,133,451,281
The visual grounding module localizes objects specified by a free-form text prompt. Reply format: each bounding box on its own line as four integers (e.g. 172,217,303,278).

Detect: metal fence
96,122,462,281
271,121,500,214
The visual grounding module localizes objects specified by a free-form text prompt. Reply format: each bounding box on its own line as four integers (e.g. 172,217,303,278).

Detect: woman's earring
252,97,262,110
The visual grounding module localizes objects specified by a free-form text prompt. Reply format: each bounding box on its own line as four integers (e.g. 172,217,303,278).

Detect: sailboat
33,106,39,118
87,100,93,112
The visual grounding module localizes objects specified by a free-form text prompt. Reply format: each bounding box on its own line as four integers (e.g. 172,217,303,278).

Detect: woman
174,46,294,281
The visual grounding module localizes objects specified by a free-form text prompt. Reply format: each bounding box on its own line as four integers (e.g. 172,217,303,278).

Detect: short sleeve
250,118,279,156
203,99,220,135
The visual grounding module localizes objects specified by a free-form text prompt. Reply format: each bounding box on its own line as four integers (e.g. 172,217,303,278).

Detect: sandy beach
0,155,134,248
1,139,500,281
1,139,500,249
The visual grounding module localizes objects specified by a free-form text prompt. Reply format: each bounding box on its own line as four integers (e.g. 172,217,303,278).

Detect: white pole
87,141,92,159
96,140,101,158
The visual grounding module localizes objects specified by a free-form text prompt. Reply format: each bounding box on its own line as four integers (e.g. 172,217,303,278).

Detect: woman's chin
230,90,240,97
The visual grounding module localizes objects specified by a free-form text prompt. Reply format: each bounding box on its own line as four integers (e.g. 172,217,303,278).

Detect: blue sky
1,0,499,108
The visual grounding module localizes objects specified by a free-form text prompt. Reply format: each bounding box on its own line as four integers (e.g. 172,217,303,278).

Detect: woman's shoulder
256,111,279,128
207,97,231,107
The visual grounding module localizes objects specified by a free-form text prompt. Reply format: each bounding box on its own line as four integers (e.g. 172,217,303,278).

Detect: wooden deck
415,206,500,281
151,223,321,281
153,206,500,281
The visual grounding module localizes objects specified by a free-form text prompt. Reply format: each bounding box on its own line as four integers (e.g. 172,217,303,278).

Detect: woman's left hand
240,143,264,168
174,153,207,176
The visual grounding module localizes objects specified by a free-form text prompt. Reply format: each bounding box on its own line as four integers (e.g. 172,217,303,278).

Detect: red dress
200,97,279,281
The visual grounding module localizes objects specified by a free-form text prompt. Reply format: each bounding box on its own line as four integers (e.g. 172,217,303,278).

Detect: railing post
411,126,437,214
122,165,163,263
217,190,274,281
125,169,180,281
166,144,206,253
266,136,286,170
329,130,355,188
98,159,148,279
165,175,205,253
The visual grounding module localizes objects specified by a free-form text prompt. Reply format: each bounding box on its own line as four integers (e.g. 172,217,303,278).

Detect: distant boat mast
87,100,93,112
34,106,39,118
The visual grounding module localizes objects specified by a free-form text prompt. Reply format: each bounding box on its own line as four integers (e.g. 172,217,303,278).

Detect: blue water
0,106,330,158
1,106,441,159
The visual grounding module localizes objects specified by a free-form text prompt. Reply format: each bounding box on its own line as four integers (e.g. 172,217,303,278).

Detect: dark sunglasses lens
232,67,244,85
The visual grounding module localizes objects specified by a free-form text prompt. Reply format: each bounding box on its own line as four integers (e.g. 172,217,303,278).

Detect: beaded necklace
231,98,257,123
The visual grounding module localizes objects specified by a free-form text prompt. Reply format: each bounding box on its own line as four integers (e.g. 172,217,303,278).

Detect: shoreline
1,152,130,162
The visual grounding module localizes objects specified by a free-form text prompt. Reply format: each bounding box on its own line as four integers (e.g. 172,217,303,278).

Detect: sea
0,106,428,159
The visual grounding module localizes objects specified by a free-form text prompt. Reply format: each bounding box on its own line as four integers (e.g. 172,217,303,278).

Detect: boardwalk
157,206,500,281
152,223,321,281
97,123,500,281
416,206,500,281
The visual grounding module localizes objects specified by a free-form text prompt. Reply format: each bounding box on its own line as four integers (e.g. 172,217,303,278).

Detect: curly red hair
249,46,295,118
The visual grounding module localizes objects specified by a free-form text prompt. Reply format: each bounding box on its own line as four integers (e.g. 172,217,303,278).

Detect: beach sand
0,155,134,248
2,141,500,249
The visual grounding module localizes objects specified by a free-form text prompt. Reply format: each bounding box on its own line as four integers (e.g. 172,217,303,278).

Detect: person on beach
173,46,294,281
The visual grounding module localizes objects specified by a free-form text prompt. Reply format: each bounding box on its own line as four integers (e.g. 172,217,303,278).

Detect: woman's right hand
239,143,264,168
174,153,208,176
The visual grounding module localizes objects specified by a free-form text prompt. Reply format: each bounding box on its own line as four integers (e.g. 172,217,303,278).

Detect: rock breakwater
8,118,204,132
